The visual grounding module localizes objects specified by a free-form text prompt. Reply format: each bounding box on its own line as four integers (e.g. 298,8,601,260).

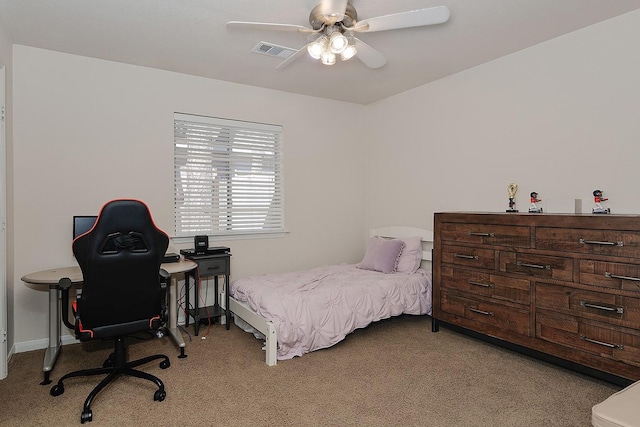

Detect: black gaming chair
51,199,171,423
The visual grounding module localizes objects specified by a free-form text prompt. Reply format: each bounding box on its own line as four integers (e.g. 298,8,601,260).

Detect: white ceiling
1,0,640,105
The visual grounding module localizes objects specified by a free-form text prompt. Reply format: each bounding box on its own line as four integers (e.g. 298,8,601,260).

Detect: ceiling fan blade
317,0,348,22
275,45,310,69
354,38,386,69
354,5,450,32
227,21,315,33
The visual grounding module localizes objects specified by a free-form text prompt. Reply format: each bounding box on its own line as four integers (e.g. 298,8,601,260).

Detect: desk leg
225,274,230,330
41,285,61,385
166,274,187,358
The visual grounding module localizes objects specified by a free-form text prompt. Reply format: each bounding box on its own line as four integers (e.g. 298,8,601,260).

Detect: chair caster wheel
81,410,92,423
159,360,170,369
154,390,166,402
50,384,64,396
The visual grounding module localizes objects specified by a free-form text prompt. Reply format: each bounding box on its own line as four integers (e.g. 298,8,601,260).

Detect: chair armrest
58,277,76,330
160,268,170,285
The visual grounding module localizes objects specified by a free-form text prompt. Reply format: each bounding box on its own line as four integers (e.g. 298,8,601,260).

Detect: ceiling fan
226,0,450,69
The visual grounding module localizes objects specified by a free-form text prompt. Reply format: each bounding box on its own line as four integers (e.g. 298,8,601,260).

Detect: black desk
183,252,231,335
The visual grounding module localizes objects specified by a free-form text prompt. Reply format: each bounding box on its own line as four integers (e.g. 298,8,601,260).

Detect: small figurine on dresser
592,189,610,214
506,183,519,212
528,192,543,213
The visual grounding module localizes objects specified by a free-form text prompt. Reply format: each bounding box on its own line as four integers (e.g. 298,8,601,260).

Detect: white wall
365,10,640,230
11,46,366,346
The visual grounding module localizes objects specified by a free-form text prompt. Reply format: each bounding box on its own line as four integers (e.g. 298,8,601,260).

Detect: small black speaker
194,235,209,254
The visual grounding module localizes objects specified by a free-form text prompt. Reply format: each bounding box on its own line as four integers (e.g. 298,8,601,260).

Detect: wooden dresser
433,212,640,382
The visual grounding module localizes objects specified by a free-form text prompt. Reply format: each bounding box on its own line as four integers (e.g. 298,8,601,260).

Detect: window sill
171,230,289,245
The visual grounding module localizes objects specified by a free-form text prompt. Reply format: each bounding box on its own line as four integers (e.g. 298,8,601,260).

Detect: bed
228,226,433,366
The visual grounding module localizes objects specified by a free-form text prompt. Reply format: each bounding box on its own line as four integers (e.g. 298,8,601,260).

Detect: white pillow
396,236,423,273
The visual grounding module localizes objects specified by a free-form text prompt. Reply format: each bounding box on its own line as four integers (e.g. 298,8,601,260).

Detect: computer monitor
73,215,97,239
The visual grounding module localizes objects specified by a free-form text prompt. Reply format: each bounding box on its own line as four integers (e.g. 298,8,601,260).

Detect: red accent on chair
149,315,161,328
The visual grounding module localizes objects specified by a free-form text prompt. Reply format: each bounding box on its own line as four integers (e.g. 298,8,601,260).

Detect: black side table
183,252,231,335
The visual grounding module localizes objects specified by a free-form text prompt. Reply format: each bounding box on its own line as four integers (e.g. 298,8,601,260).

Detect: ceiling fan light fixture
307,35,328,59
320,50,336,65
328,32,348,54
341,44,357,61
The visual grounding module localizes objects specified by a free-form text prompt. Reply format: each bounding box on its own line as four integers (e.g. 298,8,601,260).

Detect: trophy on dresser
592,189,610,214
528,191,543,213
506,183,519,212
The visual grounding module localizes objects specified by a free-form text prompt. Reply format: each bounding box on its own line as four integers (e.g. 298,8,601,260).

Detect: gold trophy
506,183,519,212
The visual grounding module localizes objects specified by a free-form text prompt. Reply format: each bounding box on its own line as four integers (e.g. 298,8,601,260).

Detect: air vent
251,42,297,59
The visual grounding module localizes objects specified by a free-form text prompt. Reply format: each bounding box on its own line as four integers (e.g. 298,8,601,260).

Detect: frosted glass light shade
320,51,336,65
341,44,357,61
307,36,328,60
329,32,348,54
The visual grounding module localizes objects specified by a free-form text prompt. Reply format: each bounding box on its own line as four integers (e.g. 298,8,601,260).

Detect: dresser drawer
500,252,573,281
536,227,640,258
580,260,640,293
441,292,530,335
440,266,531,305
536,283,640,328
441,244,495,270
536,310,640,367
439,222,531,248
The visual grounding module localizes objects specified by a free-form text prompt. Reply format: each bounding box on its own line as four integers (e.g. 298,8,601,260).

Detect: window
174,113,284,237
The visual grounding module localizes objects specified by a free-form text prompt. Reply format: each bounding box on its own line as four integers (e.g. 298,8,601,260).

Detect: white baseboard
12,319,194,354
13,334,80,354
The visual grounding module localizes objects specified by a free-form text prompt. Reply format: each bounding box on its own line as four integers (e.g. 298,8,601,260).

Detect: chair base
50,336,170,424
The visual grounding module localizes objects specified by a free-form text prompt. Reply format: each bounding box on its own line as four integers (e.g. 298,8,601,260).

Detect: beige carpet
0,316,620,426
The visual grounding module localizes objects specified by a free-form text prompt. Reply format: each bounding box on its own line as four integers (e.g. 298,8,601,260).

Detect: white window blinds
174,113,284,237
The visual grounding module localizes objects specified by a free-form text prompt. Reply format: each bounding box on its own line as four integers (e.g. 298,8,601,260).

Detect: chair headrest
73,199,168,256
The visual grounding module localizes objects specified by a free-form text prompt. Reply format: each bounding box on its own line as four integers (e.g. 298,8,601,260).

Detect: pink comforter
230,264,432,360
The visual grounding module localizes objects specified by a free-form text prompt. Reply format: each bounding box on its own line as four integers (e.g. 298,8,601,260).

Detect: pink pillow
396,236,422,273
357,237,405,274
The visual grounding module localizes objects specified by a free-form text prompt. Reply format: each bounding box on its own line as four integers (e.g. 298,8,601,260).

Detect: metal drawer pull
454,253,478,260
579,238,624,247
579,300,624,314
604,272,640,282
468,307,493,316
468,232,495,237
468,281,494,288
579,335,624,350
517,261,550,270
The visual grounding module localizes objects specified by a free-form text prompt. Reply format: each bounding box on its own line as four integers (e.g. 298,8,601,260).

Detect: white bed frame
228,226,434,366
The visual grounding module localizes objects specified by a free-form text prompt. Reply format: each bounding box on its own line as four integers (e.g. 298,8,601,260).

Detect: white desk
21,259,197,384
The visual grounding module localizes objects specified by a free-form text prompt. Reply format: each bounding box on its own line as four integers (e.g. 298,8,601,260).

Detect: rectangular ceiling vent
251,42,297,59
